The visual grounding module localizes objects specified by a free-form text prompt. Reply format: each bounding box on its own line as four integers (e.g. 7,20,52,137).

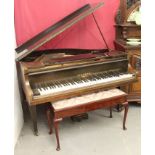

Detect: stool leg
46,109,53,134
123,102,129,130
110,107,113,118
54,119,61,151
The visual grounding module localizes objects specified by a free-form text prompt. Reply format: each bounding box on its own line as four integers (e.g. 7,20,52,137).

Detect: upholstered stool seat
52,89,126,110
47,88,128,151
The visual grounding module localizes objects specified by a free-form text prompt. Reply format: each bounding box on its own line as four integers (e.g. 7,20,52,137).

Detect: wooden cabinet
114,0,141,103
115,41,141,102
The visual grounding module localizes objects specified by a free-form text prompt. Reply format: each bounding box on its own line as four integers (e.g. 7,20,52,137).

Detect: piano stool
46,88,129,151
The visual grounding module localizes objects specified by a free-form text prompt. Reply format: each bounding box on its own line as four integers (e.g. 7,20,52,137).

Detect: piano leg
123,102,129,130
29,105,38,136
54,118,62,151
110,107,113,118
16,62,28,121
46,108,53,134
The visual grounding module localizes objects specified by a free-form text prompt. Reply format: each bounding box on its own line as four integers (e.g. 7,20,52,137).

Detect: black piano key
49,81,55,88
38,83,42,90
113,72,119,77
65,80,71,86
48,82,52,88
39,83,43,90
70,79,75,85
64,80,69,86
57,81,64,88
75,78,81,83
44,82,48,90
33,89,40,96
46,83,51,89
54,81,59,87
50,81,56,88
63,80,68,86
94,75,100,80
57,81,62,88
42,83,47,90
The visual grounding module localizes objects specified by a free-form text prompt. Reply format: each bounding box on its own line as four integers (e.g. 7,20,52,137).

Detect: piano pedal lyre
71,113,89,122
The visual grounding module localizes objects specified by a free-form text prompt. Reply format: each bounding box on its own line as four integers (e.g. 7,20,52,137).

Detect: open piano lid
15,2,104,61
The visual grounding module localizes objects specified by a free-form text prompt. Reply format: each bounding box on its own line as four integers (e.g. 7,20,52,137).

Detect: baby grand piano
15,2,137,135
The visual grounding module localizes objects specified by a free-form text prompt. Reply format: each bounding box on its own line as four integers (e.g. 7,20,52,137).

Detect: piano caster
56,147,61,151
123,127,127,130
47,109,61,151
54,119,61,151
33,121,38,136
71,113,89,122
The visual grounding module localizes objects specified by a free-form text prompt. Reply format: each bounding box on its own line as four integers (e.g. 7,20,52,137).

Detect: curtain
14,0,119,50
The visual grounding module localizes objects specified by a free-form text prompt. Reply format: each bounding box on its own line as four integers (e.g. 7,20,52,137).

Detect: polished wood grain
47,92,128,151
114,42,141,102
116,0,140,24
114,0,141,103
18,50,137,135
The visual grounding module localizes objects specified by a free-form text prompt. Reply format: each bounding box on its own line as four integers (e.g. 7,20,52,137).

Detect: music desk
46,89,128,151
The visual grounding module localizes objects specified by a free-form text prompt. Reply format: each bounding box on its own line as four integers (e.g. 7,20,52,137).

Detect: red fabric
14,0,119,50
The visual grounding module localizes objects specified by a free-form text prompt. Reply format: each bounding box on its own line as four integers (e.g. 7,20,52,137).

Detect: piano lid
15,2,104,61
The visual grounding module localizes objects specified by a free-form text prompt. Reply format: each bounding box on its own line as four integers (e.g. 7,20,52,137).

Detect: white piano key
34,73,134,96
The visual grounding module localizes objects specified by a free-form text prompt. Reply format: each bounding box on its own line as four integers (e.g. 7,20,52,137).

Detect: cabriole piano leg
54,118,62,151
123,102,129,130
29,105,38,136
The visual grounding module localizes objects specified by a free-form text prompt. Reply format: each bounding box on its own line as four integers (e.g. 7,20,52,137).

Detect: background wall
14,0,119,50
14,65,24,146
1,0,15,154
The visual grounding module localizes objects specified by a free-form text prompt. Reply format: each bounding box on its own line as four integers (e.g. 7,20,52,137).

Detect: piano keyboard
32,71,134,96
